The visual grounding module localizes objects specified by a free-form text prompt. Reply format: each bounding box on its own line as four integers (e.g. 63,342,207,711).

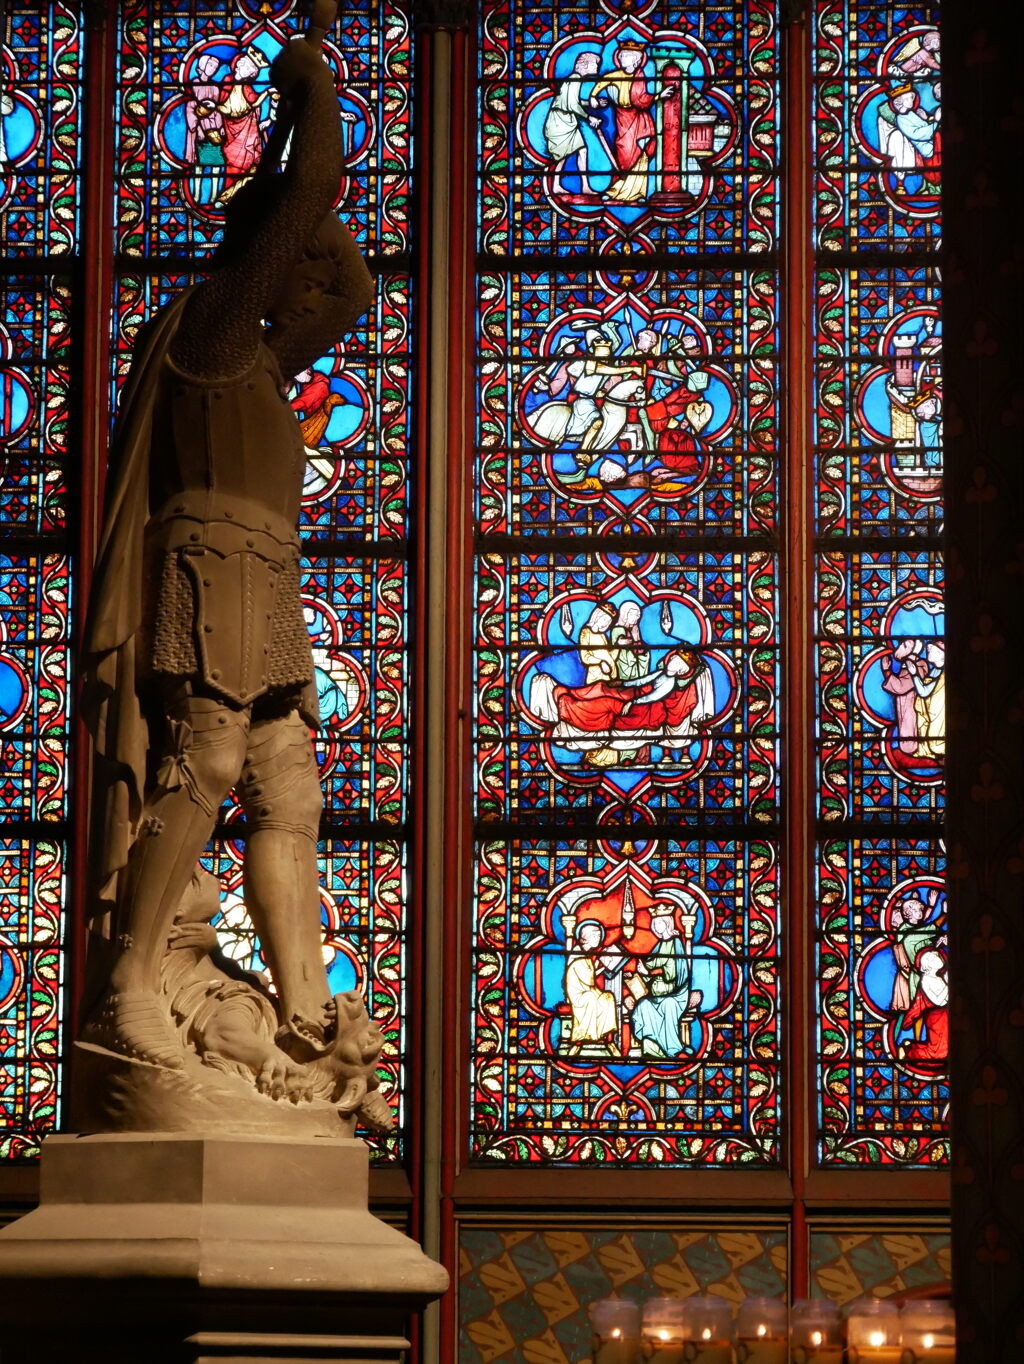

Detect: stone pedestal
0,1132,448,1363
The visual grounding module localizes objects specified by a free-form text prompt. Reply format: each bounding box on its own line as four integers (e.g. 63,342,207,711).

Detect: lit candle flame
611,1329,621,1340
701,1327,712,1341
923,1334,935,1349
658,1330,669,1342
757,1324,767,1338
811,1330,824,1347
869,1330,886,1348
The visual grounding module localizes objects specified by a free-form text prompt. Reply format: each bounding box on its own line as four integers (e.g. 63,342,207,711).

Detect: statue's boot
100,703,249,1068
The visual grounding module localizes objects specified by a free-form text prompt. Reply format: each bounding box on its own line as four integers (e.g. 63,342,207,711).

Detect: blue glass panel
816,267,942,537
817,836,947,1166
817,550,944,822
471,837,781,1163
476,550,778,826
477,268,779,537
0,554,70,824
0,279,71,535
814,1,941,251
0,2,82,257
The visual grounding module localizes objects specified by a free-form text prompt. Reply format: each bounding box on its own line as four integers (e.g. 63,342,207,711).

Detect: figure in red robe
629,330,713,482
218,48,269,200
529,647,715,768
590,44,676,204
646,390,704,478
553,669,695,735
900,945,948,1065
290,365,347,450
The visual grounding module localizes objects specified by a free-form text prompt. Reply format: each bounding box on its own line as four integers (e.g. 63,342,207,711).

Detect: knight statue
76,1,388,1135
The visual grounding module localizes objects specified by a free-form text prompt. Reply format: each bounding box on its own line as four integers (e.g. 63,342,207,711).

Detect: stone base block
71,1039,356,1139
0,1132,447,1363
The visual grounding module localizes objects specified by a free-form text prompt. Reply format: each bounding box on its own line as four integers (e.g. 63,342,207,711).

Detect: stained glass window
471,0,782,1164
0,4,80,259
814,3,940,253
112,0,414,1158
817,837,946,1165
479,0,779,254
0,0,946,1240
117,0,411,259
0,5,81,1157
815,267,942,539
473,837,781,1162
469,0,945,1171
813,0,944,1165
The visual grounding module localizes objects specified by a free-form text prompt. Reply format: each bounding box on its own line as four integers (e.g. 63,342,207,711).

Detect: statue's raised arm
172,33,371,384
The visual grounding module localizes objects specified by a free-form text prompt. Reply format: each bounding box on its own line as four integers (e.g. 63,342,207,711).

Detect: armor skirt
150,549,313,701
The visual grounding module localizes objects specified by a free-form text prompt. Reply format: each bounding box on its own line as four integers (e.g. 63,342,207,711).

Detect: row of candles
589,1295,955,1363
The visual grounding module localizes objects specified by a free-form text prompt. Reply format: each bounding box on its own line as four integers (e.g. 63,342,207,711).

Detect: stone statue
0,16,448,1355
76,6,388,1137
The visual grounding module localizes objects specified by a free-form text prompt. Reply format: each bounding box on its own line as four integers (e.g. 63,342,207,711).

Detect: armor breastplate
150,345,306,520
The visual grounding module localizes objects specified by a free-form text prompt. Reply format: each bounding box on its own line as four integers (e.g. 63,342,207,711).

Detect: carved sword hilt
260,1,341,177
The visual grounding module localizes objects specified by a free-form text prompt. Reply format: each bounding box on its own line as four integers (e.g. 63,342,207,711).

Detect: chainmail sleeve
170,47,345,383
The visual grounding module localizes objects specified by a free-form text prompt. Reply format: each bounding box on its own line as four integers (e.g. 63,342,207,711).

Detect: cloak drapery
565,955,617,1043
631,937,692,1057
290,368,345,448
81,289,195,934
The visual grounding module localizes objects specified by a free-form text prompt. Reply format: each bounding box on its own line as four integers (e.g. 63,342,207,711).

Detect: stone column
945,8,1024,1361
408,3,476,1360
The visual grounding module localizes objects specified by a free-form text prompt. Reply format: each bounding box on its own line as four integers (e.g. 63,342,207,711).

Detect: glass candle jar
899,1300,955,1364
790,1299,843,1364
680,1295,734,1364
589,1298,642,1364
736,1296,788,1364
641,1297,686,1364
847,1297,902,1364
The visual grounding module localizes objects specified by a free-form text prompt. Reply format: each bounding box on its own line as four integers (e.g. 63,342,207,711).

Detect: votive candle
846,1297,901,1364
736,1296,788,1364
590,1298,642,1364
641,1297,686,1364
680,1295,734,1364
899,1300,955,1364
790,1299,842,1364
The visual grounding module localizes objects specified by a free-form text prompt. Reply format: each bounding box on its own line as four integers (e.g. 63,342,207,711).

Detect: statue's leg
94,694,250,1067
237,708,330,1047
